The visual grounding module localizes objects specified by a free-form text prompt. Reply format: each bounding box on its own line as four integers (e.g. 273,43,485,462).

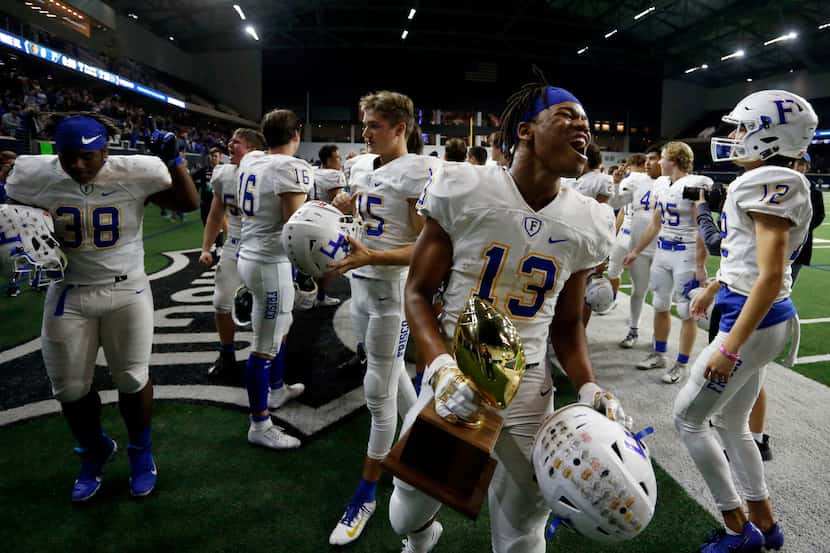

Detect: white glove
426,354,482,424
578,382,633,430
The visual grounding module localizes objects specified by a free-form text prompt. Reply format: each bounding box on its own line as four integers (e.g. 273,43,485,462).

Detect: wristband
718,344,740,363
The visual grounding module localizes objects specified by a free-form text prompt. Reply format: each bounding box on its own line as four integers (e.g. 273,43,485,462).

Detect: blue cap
521,86,582,123
54,116,108,153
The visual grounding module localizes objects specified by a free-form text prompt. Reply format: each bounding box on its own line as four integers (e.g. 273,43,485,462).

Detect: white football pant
213,236,242,313
350,276,416,460
237,259,294,357
673,320,790,511
42,273,153,402
390,363,553,553
649,246,696,318
607,230,653,330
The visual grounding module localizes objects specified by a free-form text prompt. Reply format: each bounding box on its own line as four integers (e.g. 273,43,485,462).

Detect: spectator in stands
1,106,21,137
192,146,225,250
790,153,826,283
467,146,487,165
444,137,467,162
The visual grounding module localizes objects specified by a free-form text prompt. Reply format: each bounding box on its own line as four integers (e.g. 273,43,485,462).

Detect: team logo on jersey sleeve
523,216,543,237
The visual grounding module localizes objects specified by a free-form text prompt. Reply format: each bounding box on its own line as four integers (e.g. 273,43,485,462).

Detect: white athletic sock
752,432,763,443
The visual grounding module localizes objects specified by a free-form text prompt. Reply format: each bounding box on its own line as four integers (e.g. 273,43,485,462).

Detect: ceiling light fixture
604,29,618,39
577,46,589,54
245,26,259,41
763,32,797,46
401,29,408,39
233,4,246,21
721,49,744,61
634,6,655,21
408,8,416,19
819,22,830,30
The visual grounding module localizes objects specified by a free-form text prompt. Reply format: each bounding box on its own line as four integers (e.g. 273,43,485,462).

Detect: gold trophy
382,297,526,519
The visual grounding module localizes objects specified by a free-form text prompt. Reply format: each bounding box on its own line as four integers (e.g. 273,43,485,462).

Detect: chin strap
633,426,655,444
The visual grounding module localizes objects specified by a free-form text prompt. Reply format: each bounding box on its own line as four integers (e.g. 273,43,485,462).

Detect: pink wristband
719,344,740,363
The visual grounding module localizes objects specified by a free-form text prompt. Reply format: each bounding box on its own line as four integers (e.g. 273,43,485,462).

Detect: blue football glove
147,130,182,167
682,278,700,301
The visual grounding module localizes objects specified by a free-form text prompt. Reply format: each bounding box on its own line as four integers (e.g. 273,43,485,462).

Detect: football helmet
293,271,318,311
585,274,614,314
531,404,657,544
711,90,818,163
0,204,67,289
232,285,253,328
282,201,351,278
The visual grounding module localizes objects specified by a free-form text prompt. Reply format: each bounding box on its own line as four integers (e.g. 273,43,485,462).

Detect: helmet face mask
232,286,253,328
710,90,818,164
0,205,67,290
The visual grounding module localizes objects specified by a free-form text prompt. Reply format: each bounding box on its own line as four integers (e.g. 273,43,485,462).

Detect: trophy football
381,296,526,519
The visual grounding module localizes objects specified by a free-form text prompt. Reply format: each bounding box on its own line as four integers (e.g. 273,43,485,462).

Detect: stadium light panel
168,36,175,41
721,49,744,61
701,64,708,69
128,13,139,20
819,22,830,30
634,6,655,21
604,29,618,39
401,29,409,39
763,32,797,46
245,26,259,41
233,4,246,21
746,77,753,82
408,8,416,20
577,46,589,54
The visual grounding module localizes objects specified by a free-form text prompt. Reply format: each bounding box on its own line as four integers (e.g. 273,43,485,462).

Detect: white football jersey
6,155,170,285
419,164,615,365
654,174,710,243
617,172,658,256
236,151,312,263
343,153,376,183
717,166,811,301
312,167,346,201
210,163,242,239
574,171,613,201
350,153,442,280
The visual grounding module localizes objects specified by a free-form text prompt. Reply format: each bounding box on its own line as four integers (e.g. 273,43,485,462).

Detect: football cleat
329,500,376,545
761,522,784,550
71,435,117,502
208,351,237,378
661,363,686,384
268,383,305,411
127,444,158,497
619,329,639,349
700,522,764,553
636,352,666,370
248,421,301,449
316,294,342,307
756,434,772,462
401,521,443,553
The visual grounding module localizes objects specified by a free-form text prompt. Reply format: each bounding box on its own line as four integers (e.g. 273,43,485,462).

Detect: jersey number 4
55,206,119,249
476,243,559,319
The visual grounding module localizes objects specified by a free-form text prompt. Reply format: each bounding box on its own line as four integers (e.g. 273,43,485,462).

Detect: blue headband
54,116,108,152
521,86,581,123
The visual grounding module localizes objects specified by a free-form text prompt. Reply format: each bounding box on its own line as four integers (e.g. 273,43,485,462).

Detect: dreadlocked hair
43,111,120,140
497,65,550,165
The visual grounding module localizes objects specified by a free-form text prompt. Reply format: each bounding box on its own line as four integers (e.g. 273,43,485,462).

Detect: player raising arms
327,91,441,546
5,113,199,501
389,80,629,553
199,128,266,378
674,90,816,553
624,141,709,383
235,110,309,450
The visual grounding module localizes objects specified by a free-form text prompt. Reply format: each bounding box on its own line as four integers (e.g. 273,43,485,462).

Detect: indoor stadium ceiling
103,0,830,86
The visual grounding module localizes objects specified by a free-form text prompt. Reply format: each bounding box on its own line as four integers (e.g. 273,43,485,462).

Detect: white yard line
800,317,830,325
794,354,830,364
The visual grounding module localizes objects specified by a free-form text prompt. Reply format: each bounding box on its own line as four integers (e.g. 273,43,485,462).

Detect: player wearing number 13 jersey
391,82,628,553
6,113,199,503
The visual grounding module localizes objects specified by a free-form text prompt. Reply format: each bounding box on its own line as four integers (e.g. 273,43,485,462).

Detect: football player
313,144,347,202
624,141,709,384
326,91,441,546
674,90,816,553
389,82,629,553
606,151,659,347
198,128,266,378
5,113,199,501
235,109,309,450
573,142,613,203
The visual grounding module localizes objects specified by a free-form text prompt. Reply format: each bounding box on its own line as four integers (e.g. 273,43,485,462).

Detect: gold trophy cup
382,297,526,519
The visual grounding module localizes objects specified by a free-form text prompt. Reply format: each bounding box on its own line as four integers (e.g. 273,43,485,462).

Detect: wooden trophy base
381,401,503,519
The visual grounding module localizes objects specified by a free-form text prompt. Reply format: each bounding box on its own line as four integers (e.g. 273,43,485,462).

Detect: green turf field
0,375,719,553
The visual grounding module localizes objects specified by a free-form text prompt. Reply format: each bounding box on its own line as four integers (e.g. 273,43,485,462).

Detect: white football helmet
585,274,614,314
687,287,716,330
232,285,253,328
0,204,67,289
293,271,318,311
711,90,818,163
282,201,351,279
531,404,657,544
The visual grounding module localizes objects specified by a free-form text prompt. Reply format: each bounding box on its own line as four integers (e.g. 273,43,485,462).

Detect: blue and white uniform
210,163,242,313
